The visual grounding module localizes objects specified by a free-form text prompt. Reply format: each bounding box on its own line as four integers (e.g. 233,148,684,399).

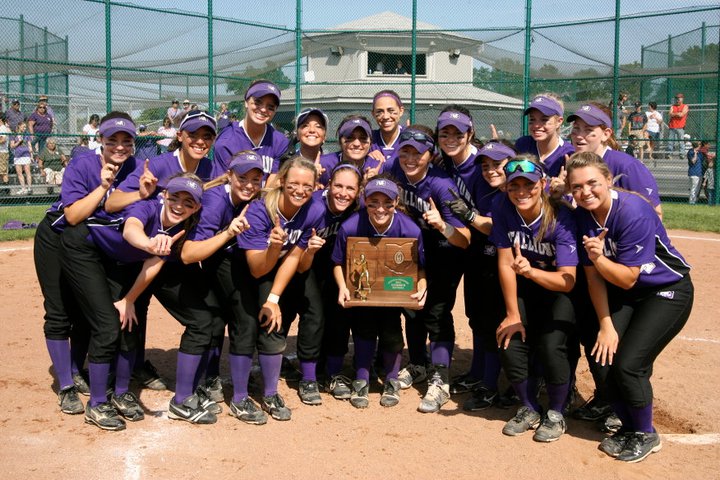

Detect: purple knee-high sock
382,351,402,381
430,341,453,368
469,333,484,379
192,350,209,391
482,351,501,391
259,353,282,397
229,354,252,402
46,339,74,390
205,345,222,379
611,401,632,431
405,318,428,365
546,382,570,413
114,350,136,396
628,404,654,433
88,362,111,407
325,355,344,378
512,379,540,412
353,338,375,383
174,352,202,405
300,360,317,382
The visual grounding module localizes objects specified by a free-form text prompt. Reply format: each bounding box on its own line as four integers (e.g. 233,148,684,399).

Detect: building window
368,52,425,75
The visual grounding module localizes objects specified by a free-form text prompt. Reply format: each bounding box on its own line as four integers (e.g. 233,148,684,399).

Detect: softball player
389,125,471,413
294,163,362,401
567,103,663,218
34,112,137,417
491,155,578,442
181,152,264,404
567,151,693,462
294,108,329,164
368,89,405,165
318,116,384,187
212,80,290,185
332,177,427,408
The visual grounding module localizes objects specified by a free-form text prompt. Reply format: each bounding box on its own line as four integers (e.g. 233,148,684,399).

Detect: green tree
225,65,292,114
136,106,168,126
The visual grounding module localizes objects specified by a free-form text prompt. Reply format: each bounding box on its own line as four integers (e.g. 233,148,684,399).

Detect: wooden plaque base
344,236,421,309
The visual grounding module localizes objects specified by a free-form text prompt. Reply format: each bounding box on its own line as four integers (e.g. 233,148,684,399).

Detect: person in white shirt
644,102,663,161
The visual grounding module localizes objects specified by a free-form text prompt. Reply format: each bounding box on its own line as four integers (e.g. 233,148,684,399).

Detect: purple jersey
28,111,53,134
318,152,384,187
88,197,183,263
237,197,324,257
439,144,492,208
576,189,690,288
514,136,574,178
370,127,402,168
117,150,213,195
212,120,290,180
308,189,356,274
11,134,31,158
331,209,425,268
187,183,247,254
489,195,578,270
602,148,661,207
48,151,137,232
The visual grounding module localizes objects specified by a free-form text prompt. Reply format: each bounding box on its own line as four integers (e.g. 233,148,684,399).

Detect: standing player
317,115,384,186
332,177,427,408
390,126,471,413
567,151,693,462
212,80,290,186
368,90,405,164
491,156,578,442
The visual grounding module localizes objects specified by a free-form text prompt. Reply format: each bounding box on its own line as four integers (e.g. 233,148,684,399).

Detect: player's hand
306,228,325,254
100,163,119,189
338,287,351,308
549,164,568,198
364,156,385,180
367,149,385,163
444,188,475,224
268,215,288,249
496,314,525,349
138,159,158,199
313,156,326,183
410,278,428,308
147,229,185,256
490,124,499,140
583,229,608,263
258,301,282,333
591,323,619,366
114,298,138,332
423,197,445,231
511,238,533,279
227,204,250,236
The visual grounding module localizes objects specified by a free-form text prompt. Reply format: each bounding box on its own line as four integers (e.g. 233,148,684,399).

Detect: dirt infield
0,230,718,479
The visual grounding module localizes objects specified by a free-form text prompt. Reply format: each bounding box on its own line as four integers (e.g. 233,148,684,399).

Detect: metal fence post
295,0,302,116
208,0,214,111
522,0,532,136
105,0,111,112
19,15,25,99
410,0,417,124
611,0,621,132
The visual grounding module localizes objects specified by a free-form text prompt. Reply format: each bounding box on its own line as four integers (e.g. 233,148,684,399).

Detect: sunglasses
398,129,435,146
504,159,543,176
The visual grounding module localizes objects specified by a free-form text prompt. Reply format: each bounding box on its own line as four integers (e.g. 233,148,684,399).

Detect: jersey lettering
508,231,556,258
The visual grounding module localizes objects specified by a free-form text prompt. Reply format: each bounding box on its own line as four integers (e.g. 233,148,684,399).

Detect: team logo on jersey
657,290,675,299
635,244,644,254
484,245,496,256
640,262,656,274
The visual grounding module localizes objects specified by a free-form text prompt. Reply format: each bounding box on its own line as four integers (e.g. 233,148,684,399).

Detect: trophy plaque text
344,237,420,309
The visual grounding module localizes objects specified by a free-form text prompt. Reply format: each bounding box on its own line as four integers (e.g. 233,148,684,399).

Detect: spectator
613,92,629,139
37,137,67,185
9,120,33,195
374,58,385,74
6,99,25,132
703,153,716,206
167,99,182,128
83,114,101,151
668,93,689,158
216,103,231,131
394,60,407,75
627,102,647,160
134,124,159,161
0,113,9,183
644,102,663,161
27,102,54,155
38,95,56,124
182,99,192,114
70,135,92,159
687,140,703,204
156,116,176,154
625,134,639,158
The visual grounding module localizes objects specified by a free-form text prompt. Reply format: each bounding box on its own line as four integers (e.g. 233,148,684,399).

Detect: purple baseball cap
98,118,137,138
524,95,563,116
179,110,217,134
229,152,264,175
477,142,516,162
504,159,544,184
437,111,473,133
295,108,329,130
364,177,398,200
567,104,612,127
397,129,435,155
166,176,203,204
338,118,372,139
245,81,281,103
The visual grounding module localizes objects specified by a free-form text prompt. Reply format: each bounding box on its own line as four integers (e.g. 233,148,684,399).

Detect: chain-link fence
0,0,717,206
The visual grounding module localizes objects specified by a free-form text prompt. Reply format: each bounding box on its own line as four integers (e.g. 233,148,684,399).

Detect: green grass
0,204,48,241
662,202,720,233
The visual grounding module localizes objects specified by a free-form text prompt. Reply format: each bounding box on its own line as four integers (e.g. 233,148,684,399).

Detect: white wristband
266,293,280,304
442,223,456,239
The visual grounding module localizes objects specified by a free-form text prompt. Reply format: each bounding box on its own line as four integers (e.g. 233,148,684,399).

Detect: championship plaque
344,237,421,309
